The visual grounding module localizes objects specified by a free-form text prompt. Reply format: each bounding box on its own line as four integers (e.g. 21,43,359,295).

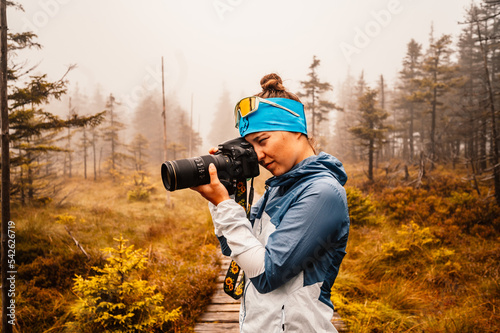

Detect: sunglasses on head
234,96,300,128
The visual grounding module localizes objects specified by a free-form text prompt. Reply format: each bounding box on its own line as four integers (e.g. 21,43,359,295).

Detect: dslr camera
161,137,260,194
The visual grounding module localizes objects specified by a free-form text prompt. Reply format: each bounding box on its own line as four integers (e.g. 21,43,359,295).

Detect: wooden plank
212,288,239,297
194,322,239,332
332,312,348,332
198,311,239,323
209,294,241,304
196,251,348,332
205,304,240,312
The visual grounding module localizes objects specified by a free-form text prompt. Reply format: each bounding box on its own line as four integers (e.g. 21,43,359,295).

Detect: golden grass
12,173,221,332
333,162,500,333
11,161,500,332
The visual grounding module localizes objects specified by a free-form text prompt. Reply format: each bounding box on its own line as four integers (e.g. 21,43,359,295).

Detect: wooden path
194,257,240,332
194,255,347,332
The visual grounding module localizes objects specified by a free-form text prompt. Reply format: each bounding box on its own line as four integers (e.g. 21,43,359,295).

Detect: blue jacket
210,152,350,332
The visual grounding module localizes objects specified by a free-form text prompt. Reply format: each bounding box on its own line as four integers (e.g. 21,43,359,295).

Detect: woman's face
245,131,306,176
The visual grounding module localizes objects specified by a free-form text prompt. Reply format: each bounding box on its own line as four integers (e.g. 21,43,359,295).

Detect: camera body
161,137,260,193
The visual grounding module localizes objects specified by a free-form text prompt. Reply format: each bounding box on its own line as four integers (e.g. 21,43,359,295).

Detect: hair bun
260,73,286,92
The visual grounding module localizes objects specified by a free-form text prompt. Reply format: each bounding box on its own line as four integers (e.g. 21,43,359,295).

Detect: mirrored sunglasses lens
235,97,258,127
239,97,256,117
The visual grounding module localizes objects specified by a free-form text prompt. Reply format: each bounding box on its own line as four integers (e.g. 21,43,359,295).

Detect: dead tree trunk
1,0,13,331
475,8,500,205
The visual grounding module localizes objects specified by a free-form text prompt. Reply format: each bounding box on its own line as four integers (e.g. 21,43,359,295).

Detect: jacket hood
265,152,347,188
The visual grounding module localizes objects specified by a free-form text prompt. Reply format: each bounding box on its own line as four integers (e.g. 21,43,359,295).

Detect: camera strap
223,177,254,300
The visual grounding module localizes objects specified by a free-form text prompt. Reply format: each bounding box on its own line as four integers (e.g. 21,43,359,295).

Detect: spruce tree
67,236,180,332
396,39,424,162
207,87,237,146
9,73,104,203
349,88,390,182
298,56,341,141
415,28,459,163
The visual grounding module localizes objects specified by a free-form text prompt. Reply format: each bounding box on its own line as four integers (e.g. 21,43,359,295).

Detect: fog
10,0,474,152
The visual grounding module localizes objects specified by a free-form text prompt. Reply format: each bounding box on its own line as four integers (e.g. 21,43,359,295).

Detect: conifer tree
335,70,357,159
9,72,104,203
350,71,369,161
133,90,164,164
172,107,202,158
355,71,367,99
128,133,149,172
67,236,180,332
349,88,390,181
102,93,127,179
87,88,106,180
457,9,485,171
298,56,341,140
207,87,237,146
133,90,202,163
468,2,500,204
64,97,77,177
396,39,424,162
64,85,89,178
80,125,90,179
415,28,459,163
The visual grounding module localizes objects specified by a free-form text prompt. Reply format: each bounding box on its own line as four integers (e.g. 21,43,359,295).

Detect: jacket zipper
281,305,285,331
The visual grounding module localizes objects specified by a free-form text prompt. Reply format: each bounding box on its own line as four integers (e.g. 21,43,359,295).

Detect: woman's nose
254,147,265,161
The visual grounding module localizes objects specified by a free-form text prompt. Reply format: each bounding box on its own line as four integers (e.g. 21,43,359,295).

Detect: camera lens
161,154,231,191
161,162,177,191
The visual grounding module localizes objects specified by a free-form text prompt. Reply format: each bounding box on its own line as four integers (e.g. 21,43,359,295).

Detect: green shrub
65,236,180,332
126,171,154,202
55,213,77,225
346,187,379,226
380,221,436,260
127,188,151,202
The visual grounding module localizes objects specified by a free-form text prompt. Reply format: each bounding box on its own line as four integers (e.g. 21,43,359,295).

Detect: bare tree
0,0,12,331
473,5,500,204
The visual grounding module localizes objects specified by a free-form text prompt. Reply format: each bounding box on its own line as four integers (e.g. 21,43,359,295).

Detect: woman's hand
190,148,230,206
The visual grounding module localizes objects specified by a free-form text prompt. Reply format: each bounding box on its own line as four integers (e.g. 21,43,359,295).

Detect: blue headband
238,98,308,137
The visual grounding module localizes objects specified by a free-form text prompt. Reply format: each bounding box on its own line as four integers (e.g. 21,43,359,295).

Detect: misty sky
10,0,475,150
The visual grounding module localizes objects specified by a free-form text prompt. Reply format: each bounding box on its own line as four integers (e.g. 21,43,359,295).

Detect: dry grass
12,161,500,332
333,162,500,333
12,173,221,332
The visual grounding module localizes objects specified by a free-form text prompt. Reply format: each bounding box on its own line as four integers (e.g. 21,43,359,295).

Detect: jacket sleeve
210,180,349,294
250,180,349,294
209,200,266,278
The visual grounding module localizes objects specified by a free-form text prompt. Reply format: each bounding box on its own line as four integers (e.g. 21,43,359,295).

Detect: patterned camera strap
223,178,254,300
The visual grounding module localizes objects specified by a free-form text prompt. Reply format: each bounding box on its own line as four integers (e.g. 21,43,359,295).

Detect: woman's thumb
208,163,218,181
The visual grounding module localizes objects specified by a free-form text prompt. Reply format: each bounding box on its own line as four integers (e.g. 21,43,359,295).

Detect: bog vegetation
10,162,500,332
2,0,500,332
14,173,220,332
335,164,500,332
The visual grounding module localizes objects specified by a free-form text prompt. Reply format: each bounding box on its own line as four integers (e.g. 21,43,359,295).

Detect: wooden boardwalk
194,257,240,332
194,256,347,332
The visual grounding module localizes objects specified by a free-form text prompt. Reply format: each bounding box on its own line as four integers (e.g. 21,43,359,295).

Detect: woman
193,73,350,332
